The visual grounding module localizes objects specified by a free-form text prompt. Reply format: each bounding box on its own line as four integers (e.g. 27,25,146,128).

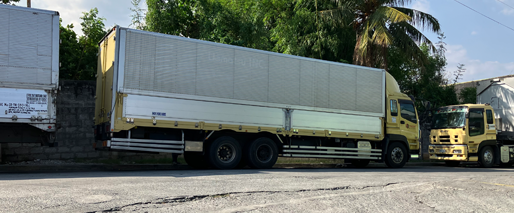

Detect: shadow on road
0,164,511,181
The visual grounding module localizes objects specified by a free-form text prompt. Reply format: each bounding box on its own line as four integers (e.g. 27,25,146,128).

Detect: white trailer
477,77,514,166
95,26,420,169
0,4,60,143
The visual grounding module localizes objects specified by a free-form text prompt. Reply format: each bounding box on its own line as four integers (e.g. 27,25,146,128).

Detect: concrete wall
1,80,175,162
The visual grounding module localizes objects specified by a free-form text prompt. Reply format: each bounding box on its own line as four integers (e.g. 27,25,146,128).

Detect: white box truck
94,26,420,169
0,5,59,143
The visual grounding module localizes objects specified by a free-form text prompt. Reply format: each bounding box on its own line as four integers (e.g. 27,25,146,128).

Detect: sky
12,0,514,83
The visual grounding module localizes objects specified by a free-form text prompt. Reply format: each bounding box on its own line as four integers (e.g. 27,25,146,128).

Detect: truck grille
439,135,451,143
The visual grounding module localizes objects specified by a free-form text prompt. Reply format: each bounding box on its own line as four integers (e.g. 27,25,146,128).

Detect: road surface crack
91,182,401,212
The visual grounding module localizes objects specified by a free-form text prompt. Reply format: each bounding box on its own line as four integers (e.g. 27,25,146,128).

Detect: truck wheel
385,142,408,168
245,137,278,169
350,159,370,168
445,161,460,167
206,136,242,169
479,146,495,168
184,152,209,169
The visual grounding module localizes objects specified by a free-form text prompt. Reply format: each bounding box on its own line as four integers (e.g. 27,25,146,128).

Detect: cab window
486,110,493,124
390,100,398,116
469,109,485,136
399,100,417,124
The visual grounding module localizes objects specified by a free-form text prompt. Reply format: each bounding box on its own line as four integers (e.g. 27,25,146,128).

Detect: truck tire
184,152,209,169
445,161,460,167
385,142,408,168
245,137,278,169
350,159,370,168
479,146,495,168
206,136,242,169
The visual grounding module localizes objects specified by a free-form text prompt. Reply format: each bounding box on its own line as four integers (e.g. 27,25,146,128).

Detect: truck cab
428,104,514,167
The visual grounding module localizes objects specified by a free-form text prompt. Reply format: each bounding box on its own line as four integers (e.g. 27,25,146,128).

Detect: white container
0,4,59,132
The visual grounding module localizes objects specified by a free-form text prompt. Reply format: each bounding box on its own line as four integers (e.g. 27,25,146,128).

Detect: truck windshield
431,107,468,129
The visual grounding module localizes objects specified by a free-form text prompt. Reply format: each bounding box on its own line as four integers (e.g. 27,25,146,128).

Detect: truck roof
0,4,59,15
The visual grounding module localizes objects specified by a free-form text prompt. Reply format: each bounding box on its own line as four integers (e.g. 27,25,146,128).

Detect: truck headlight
429,149,434,153
453,150,462,154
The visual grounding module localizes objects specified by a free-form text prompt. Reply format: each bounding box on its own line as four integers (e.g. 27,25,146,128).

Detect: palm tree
321,0,441,69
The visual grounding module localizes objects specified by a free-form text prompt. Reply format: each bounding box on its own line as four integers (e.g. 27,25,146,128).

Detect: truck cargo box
96,27,386,135
477,77,514,138
0,5,59,133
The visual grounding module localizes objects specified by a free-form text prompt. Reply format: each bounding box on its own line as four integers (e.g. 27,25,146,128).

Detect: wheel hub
217,144,236,163
256,144,273,163
391,147,404,164
483,150,493,164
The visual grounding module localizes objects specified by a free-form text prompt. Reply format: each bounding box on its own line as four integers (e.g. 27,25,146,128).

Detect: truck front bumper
428,145,469,161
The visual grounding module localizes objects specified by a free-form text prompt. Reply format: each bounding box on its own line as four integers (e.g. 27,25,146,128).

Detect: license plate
438,149,446,153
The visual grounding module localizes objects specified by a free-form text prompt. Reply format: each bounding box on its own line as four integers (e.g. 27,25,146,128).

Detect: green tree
59,20,80,80
146,0,200,38
58,8,106,80
130,0,147,30
321,0,440,69
145,0,270,50
388,33,458,112
75,8,106,80
1,0,20,5
261,0,355,62
459,87,477,104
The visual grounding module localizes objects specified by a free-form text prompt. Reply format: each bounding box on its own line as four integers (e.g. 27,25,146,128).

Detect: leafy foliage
319,0,441,69
59,8,106,80
130,0,147,30
59,21,80,80
388,34,458,113
0,0,19,5
459,87,477,104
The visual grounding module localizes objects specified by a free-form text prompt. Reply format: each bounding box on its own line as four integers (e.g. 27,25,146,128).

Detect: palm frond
394,7,440,33
389,22,431,66
372,6,411,24
372,23,394,46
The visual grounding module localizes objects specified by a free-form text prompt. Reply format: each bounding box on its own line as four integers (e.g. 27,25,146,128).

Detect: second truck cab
428,104,514,167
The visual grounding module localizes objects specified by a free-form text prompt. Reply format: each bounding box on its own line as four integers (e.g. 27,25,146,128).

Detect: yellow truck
94,26,420,169
429,104,514,167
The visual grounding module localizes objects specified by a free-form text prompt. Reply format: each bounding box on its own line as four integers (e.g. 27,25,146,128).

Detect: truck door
468,108,487,143
387,99,400,130
398,100,419,151
485,109,496,140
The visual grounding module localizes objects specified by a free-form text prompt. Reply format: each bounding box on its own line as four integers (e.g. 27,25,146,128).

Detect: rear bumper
428,145,471,161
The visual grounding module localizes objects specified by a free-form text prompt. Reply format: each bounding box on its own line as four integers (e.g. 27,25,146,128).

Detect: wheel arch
478,140,500,164
383,134,410,158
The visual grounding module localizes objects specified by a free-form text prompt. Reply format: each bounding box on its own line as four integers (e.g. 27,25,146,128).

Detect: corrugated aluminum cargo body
0,5,59,131
98,27,385,136
477,77,514,134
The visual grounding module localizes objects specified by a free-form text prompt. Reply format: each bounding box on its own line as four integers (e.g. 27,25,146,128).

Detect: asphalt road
0,165,513,213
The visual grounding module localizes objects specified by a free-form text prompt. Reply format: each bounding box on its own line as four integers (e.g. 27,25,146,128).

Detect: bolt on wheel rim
391,147,404,164
217,143,236,163
256,144,273,163
483,150,493,164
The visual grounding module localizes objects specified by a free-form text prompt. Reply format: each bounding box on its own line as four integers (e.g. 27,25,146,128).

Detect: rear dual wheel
207,136,242,169
245,137,279,169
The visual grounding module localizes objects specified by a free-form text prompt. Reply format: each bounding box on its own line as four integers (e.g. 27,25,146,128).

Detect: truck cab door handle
401,121,405,124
